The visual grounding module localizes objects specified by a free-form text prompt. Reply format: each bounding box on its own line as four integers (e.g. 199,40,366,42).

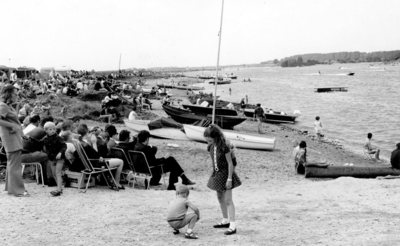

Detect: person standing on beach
245,95,248,104
240,98,246,115
0,85,29,197
364,133,381,162
203,125,241,235
253,103,265,134
314,116,323,141
229,88,231,95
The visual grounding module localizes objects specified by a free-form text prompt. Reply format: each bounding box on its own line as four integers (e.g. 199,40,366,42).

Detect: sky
1,0,400,71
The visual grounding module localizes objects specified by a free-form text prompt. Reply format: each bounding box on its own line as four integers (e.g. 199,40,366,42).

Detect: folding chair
128,150,167,190
110,147,135,183
22,162,44,187
72,140,119,193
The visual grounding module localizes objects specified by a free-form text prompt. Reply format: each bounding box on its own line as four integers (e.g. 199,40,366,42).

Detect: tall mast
118,53,122,71
212,0,225,125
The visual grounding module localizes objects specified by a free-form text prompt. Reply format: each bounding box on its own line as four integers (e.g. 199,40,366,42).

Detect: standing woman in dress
203,125,241,235
0,85,28,197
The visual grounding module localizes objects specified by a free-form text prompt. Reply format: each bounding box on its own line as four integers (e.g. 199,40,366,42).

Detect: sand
1,81,399,245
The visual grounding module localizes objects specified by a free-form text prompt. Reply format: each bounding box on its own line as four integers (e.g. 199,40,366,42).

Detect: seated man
390,143,400,169
364,133,381,162
134,130,195,190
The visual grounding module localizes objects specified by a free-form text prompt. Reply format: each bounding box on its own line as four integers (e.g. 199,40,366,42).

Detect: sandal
184,231,198,239
224,228,237,235
15,191,30,197
213,222,230,228
117,185,125,190
172,229,180,235
50,190,62,197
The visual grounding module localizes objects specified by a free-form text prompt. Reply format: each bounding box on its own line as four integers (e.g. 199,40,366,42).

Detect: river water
184,63,400,158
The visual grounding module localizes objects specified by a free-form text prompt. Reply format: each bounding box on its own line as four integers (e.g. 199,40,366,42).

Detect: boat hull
183,125,275,150
174,85,204,91
244,109,297,124
163,105,246,129
182,104,238,116
124,119,190,141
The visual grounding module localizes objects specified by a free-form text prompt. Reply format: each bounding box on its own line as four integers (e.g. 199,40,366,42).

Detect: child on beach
42,122,67,196
167,185,200,239
314,116,323,141
203,125,241,235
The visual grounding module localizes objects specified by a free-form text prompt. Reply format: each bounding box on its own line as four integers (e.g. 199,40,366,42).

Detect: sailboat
183,0,276,150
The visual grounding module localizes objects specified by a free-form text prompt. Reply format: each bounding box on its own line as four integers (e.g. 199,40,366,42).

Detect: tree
273,59,279,64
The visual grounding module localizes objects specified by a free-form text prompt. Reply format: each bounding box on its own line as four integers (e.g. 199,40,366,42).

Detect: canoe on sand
124,119,190,141
305,165,400,178
183,124,275,151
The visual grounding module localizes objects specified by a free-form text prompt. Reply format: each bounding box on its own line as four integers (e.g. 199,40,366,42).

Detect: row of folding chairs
110,147,167,190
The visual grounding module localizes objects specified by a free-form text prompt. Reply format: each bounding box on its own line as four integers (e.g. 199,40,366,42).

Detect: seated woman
71,124,125,189
294,141,330,174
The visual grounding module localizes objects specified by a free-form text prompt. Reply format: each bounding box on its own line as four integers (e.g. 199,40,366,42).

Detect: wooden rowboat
182,104,238,116
163,104,246,129
124,119,190,141
244,109,298,124
183,124,276,150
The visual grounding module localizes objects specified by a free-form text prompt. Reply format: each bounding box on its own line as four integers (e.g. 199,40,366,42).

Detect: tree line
279,50,400,67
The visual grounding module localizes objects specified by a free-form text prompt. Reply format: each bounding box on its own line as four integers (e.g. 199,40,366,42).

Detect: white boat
183,124,275,150
124,119,190,141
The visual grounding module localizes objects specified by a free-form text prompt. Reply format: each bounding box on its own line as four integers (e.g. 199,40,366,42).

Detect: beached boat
243,109,298,124
183,124,275,150
124,118,190,141
162,104,246,129
156,83,174,88
305,165,400,178
182,104,238,116
174,85,204,91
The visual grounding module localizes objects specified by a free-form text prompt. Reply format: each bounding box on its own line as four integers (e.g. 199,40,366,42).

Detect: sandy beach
1,80,399,246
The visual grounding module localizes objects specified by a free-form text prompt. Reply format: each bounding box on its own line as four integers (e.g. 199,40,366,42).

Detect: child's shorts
168,213,198,230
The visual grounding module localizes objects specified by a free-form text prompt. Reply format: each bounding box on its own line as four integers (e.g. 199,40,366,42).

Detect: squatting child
167,185,200,239
42,122,67,197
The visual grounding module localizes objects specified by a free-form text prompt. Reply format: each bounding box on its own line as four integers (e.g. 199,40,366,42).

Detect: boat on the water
347,72,355,76
183,124,275,150
162,104,246,129
182,104,238,116
124,118,190,141
244,108,298,124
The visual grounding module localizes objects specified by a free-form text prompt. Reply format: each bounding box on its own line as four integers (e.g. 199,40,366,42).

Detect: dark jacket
115,140,137,156
96,137,109,158
22,127,46,153
70,140,100,172
133,142,162,167
41,134,67,161
390,149,400,169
